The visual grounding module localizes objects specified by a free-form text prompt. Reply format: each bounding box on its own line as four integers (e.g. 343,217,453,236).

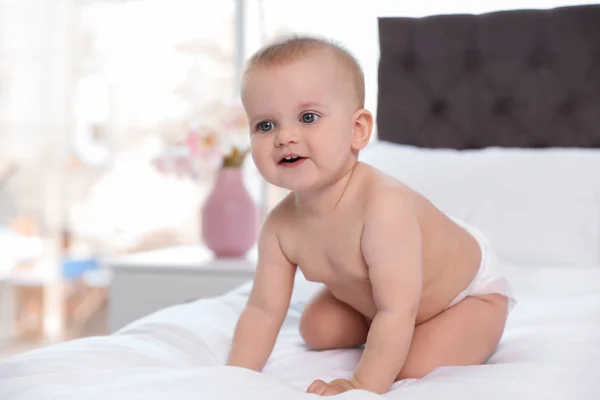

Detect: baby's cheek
250,141,266,162
250,148,274,177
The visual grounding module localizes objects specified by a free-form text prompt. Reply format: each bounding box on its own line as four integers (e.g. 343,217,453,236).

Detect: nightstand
107,245,257,333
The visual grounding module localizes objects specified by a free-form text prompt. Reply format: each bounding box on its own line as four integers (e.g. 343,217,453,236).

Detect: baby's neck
293,162,359,217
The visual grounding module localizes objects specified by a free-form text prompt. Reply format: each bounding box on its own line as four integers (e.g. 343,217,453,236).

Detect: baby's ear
351,109,373,151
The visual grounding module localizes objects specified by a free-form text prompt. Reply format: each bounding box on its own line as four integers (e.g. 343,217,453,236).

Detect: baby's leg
397,293,509,380
299,287,369,350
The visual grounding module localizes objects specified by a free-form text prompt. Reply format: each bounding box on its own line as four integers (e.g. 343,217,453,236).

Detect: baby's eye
300,112,319,124
256,121,274,132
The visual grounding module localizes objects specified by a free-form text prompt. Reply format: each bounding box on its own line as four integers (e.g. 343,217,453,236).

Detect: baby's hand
306,378,362,396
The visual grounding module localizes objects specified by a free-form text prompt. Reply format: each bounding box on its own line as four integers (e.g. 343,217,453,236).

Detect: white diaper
447,217,517,312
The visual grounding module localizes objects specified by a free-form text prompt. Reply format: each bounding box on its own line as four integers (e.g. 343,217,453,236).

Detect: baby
226,35,515,396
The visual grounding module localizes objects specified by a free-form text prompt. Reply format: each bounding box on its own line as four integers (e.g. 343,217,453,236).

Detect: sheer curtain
0,0,76,342
0,0,73,238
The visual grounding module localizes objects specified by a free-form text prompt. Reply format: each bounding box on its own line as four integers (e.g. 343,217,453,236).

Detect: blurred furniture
0,281,16,343
6,271,108,342
107,246,256,333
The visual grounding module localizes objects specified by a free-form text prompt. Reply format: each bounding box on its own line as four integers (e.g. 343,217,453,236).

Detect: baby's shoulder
261,193,296,232
357,162,416,212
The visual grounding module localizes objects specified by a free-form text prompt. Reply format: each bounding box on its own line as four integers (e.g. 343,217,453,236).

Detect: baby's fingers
307,379,328,395
322,386,343,396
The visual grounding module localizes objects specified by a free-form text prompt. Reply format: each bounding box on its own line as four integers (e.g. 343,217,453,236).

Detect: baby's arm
226,212,296,371
353,191,422,393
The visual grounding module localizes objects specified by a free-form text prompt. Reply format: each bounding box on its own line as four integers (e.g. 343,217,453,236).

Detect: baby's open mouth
279,155,306,164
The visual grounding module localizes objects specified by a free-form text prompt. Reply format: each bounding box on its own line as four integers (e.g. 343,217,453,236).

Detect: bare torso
278,162,482,325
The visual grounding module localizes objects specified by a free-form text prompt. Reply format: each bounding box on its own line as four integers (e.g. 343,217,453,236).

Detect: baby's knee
299,309,334,350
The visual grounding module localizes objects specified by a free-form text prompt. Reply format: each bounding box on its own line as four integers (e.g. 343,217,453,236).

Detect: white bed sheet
1,266,600,400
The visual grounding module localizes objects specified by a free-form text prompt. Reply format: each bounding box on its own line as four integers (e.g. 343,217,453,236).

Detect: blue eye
301,112,319,124
257,121,274,132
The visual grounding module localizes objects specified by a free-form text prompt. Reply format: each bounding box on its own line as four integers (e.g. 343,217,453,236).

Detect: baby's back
277,162,482,324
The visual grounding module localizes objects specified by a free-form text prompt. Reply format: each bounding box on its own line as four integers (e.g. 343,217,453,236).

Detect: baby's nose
275,128,299,146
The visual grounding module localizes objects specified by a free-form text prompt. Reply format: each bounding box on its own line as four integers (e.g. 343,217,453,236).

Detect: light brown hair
243,34,365,108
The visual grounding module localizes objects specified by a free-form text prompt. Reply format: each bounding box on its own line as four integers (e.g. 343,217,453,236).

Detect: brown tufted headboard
376,4,600,149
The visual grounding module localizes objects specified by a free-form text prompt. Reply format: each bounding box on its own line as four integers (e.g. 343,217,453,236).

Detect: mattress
1,266,600,400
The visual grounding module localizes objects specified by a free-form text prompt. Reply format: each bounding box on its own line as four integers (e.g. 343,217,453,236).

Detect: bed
2,4,600,400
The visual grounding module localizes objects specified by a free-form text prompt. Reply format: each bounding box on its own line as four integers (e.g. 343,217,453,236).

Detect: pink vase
201,167,258,258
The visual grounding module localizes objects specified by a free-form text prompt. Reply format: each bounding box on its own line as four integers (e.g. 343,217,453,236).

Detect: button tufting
401,53,417,71
529,50,551,69
560,97,577,115
375,7,600,150
464,49,482,71
494,97,514,115
431,100,448,116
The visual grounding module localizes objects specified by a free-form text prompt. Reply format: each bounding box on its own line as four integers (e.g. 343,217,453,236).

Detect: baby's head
241,35,373,193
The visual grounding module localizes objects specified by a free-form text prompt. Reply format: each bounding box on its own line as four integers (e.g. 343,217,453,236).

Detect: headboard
376,4,600,149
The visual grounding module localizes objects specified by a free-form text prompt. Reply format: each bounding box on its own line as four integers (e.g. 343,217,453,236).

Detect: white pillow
358,140,600,266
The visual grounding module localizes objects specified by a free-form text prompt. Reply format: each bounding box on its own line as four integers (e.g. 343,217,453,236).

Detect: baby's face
242,52,359,193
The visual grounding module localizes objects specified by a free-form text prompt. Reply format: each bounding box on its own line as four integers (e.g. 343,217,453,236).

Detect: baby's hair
243,34,365,108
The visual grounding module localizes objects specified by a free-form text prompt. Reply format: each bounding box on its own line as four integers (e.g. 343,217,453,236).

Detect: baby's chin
266,175,318,194
269,179,307,193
